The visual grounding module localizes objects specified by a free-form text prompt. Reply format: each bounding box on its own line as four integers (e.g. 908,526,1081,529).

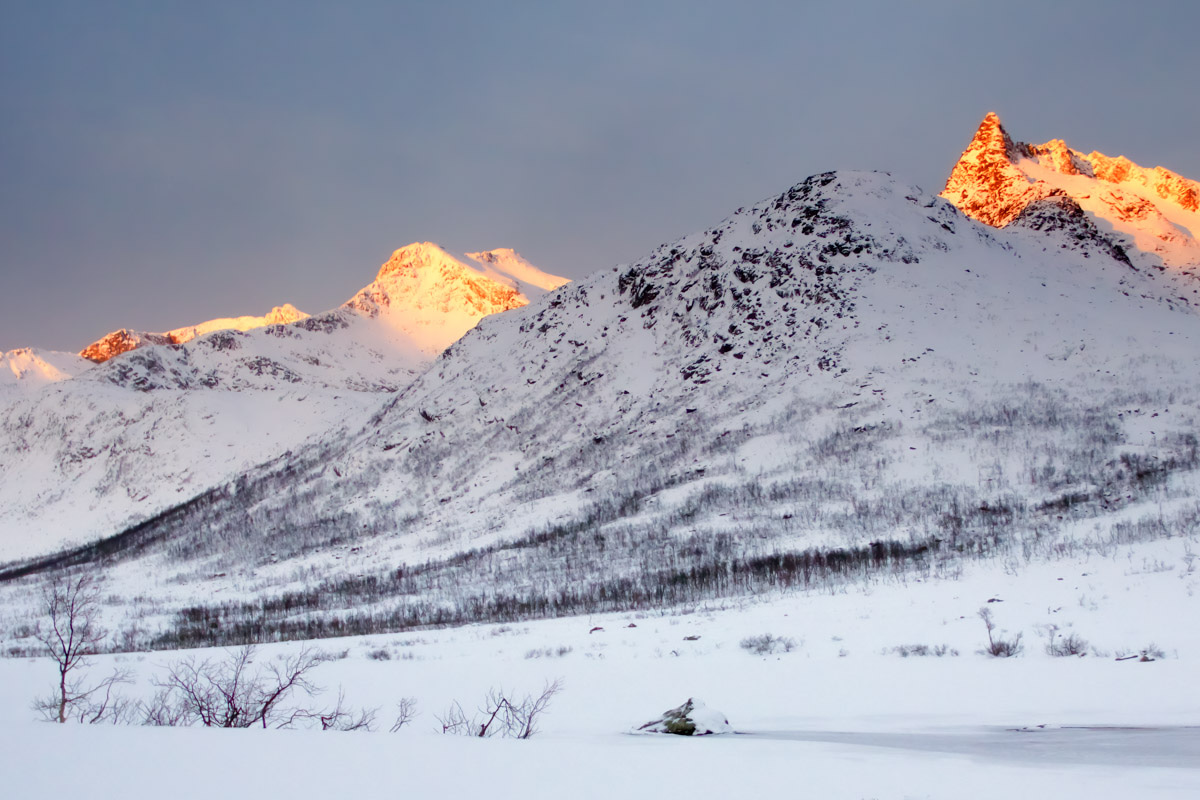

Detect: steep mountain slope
17,170,1200,648
0,244,564,562
942,113,1200,272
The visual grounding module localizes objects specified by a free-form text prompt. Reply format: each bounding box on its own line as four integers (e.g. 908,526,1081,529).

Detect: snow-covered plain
2,534,1197,798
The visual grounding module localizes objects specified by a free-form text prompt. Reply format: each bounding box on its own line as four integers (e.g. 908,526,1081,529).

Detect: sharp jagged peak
942,113,1200,267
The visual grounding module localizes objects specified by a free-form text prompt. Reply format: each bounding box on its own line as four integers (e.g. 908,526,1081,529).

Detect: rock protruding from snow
79,329,175,363
942,112,1200,269
636,699,733,736
941,112,1064,228
79,304,310,363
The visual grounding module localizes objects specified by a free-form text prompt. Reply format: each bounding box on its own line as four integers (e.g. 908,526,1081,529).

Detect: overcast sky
3,0,1197,351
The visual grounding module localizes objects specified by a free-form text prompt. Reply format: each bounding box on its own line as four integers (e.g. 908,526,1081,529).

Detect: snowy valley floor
2,536,1198,799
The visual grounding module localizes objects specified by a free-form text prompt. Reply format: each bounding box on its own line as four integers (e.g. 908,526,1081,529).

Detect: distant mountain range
2,115,1198,651
0,244,566,561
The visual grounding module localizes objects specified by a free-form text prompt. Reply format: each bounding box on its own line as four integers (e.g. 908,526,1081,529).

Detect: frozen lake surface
746,726,1200,769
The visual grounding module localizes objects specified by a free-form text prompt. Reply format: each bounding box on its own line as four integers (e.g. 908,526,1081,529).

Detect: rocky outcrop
636,699,733,736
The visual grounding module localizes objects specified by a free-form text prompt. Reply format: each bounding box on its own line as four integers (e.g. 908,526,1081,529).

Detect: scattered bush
1045,626,1088,657
889,643,957,658
390,697,418,732
739,633,796,655
437,679,563,739
978,607,1023,657
524,645,573,659
142,645,377,730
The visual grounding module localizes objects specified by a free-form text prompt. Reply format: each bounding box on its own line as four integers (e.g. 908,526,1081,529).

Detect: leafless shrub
739,633,796,655
889,643,957,657
297,689,377,731
141,687,193,727
524,645,573,659
1045,625,1089,657
150,645,323,728
437,679,563,739
979,607,1023,657
390,697,418,732
145,645,378,730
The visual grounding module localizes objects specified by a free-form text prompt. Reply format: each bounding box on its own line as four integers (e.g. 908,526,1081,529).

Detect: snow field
2,532,1197,798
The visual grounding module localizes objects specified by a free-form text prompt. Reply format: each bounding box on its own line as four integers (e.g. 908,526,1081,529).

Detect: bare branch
438,680,562,739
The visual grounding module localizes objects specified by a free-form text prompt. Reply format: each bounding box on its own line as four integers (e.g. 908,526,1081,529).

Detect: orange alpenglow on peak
346,243,569,319
79,304,310,363
941,113,1200,268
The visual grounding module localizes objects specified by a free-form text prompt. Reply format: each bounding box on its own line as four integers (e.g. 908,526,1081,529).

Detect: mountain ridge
11,168,1200,651
942,112,1200,270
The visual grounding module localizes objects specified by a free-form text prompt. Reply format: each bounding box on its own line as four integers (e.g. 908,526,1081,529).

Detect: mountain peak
942,115,1200,267
353,243,527,319
974,112,1016,156
343,244,568,353
375,242,462,281
940,112,1057,227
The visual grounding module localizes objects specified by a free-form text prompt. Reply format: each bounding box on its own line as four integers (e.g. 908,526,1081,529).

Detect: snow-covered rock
636,698,733,736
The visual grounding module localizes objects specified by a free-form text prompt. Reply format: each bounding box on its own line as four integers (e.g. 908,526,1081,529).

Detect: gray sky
3,0,1197,352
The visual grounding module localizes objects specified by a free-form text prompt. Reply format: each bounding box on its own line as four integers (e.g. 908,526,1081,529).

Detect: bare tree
437,679,563,739
33,574,131,723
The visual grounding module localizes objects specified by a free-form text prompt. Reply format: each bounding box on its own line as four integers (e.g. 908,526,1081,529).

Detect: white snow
0,347,92,388
1,533,1197,798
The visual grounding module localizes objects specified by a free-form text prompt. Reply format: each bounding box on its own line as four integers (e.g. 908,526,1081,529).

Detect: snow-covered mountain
14,165,1200,649
0,348,92,389
0,244,565,562
942,112,1200,271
